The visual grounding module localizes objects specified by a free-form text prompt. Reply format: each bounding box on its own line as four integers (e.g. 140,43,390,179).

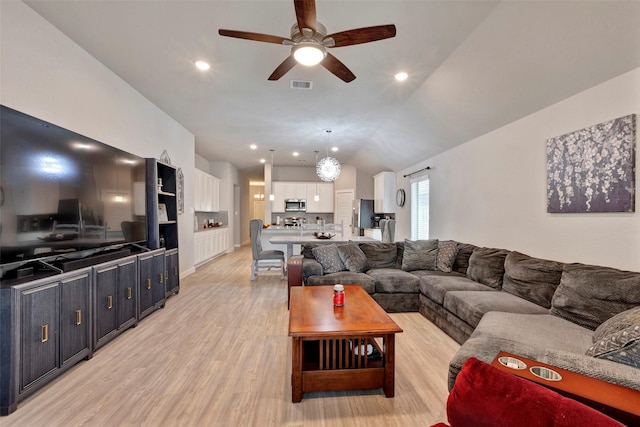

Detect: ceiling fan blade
268,55,298,81
294,0,317,33
218,29,290,45
321,53,356,83
324,24,396,47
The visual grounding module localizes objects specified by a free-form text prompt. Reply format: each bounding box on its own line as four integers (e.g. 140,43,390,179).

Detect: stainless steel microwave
285,199,306,212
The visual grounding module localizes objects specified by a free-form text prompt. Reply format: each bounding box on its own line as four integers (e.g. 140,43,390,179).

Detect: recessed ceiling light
293,152,299,157
331,147,338,152
260,158,266,164
394,72,408,81
250,144,257,150
195,60,210,71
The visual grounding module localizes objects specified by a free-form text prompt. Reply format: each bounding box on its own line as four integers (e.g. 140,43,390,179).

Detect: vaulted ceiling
25,1,640,175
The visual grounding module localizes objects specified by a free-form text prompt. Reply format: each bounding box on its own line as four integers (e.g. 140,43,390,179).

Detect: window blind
411,178,430,240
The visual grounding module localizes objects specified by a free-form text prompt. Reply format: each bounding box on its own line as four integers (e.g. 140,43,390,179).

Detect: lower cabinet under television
0,248,172,416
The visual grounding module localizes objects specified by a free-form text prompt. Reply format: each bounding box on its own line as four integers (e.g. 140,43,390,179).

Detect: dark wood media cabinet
0,247,178,416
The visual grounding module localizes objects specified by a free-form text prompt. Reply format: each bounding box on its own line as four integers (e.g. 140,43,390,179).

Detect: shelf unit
146,159,179,297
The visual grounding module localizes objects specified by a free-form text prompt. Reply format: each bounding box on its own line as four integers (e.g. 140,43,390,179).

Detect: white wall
210,161,239,253
1,2,197,276
396,67,640,272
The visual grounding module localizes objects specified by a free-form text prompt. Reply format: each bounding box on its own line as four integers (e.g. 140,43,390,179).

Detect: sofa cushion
359,242,398,269
436,240,459,273
311,244,345,274
550,263,640,330
586,324,640,368
367,268,420,293
402,239,438,271
502,251,564,309
444,290,548,328
419,275,496,305
452,243,477,275
337,242,368,273
466,247,510,289
592,306,640,343
306,272,375,294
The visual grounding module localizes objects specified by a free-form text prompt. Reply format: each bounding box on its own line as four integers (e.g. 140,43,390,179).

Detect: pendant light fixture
269,149,275,201
314,151,320,202
316,130,341,182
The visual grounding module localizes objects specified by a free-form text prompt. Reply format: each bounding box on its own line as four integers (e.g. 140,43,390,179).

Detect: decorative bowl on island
313,232,335,239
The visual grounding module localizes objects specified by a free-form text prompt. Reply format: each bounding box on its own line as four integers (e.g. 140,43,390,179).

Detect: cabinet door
20,283,59,390
305,183,321,213
319,183,334,213
272,182,286,213
60,271,91,365
165,250,179,296
151,252,166,305
138,253,154,316
211,176,220,212
94,264,119,344
117,258,137,328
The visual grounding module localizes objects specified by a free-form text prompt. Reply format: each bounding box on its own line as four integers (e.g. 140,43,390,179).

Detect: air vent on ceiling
290,80,313,90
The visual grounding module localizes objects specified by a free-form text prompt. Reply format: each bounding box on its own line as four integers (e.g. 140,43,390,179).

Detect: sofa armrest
302,258,323,281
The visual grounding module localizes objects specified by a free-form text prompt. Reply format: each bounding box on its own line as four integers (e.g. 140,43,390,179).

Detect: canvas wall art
547,114,636,213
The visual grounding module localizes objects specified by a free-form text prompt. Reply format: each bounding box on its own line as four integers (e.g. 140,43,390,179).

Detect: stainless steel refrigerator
352,199,374,236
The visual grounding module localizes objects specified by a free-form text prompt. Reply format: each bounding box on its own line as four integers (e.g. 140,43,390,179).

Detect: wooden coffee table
288,285,403,402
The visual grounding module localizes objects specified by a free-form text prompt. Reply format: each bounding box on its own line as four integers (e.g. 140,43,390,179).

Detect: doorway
335,189,355,237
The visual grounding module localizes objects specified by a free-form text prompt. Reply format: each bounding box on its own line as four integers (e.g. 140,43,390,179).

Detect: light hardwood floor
4,246,459,426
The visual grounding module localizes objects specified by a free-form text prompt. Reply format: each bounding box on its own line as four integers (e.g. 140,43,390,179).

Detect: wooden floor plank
3,246,459,426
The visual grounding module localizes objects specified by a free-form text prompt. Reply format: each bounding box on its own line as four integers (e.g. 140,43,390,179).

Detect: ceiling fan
218,0,396,83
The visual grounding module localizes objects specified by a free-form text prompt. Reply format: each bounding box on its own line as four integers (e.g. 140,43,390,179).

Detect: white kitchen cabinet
194,169,220,212
271,182,287,213
374,172,396,214
194,227,229,266
306,183,334,213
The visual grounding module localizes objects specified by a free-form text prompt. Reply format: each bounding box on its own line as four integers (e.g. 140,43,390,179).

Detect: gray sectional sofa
287,240,640,392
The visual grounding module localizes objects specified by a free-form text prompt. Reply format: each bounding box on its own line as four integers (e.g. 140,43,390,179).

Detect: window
411,177,429,240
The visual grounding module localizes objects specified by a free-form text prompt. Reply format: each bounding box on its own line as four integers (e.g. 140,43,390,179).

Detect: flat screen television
0,105,147,273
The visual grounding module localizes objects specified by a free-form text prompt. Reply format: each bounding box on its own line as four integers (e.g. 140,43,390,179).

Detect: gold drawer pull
159,273,163,284
127,287,132,300
75,309,82,325
107,295,113,309
41,324,49,343
165,271,169,281
173,267,178,275
146,278,152,290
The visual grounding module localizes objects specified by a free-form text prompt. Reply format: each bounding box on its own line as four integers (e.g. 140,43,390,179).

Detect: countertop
195,225,228,233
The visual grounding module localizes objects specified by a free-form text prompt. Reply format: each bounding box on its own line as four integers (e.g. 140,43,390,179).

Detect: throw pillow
466,247,510,289
550,263,640,330
502,251,564,308
337,243,368,273
359,242,398,269
452,243,477,275
311,244,346,274
592,306,640,343
586,325,640,368
402,239,438,271
436,240,459,273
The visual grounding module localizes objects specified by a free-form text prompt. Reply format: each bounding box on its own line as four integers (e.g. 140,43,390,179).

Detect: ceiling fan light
293,44,326,66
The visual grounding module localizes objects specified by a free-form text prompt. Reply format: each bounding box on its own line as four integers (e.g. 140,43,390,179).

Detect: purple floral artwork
547,114,635,213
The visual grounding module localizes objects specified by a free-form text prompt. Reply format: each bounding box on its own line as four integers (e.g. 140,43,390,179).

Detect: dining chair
323,220,344,236
300,222,322,236
250,219,285,280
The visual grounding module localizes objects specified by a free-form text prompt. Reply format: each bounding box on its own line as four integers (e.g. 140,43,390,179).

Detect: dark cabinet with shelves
93,256,138,350
137,249,166,320
146,159,179,296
